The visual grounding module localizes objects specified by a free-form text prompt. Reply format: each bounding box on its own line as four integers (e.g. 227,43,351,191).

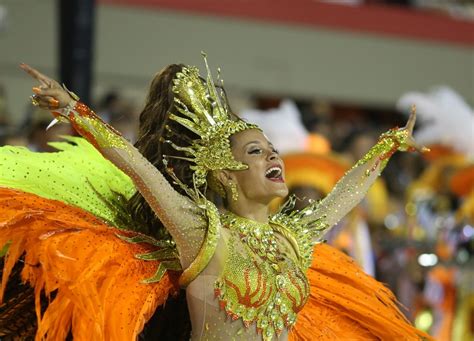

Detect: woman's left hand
395,105,429,153
20,63,74,111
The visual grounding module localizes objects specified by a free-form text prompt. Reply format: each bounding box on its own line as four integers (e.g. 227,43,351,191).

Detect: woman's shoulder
269,210,316,270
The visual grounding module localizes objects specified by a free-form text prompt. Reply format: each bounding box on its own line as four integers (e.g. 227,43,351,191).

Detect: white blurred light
414,310,433,331
418,253,438,267
445,216,456,229
434,217,444,229
462,224,474,238
384,214,399,230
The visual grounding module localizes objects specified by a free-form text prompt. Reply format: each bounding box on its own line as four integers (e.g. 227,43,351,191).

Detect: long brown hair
129,64,197,339
130,63,241,339
127,64,199,238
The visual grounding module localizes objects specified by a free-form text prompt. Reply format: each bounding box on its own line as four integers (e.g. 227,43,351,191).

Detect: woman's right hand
20,63,75,111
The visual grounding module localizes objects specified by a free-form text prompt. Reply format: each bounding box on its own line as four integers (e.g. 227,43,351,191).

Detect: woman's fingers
33,87,62,97
34,96,60,110
32,97,52,109
20,63,52,86
405,104,417,133
22,64,72,110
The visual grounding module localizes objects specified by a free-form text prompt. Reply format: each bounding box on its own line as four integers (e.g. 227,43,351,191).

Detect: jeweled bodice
214,213,310,340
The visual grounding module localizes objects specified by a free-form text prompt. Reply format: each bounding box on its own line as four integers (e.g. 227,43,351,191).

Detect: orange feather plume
0,188,179,340
291,243,433,340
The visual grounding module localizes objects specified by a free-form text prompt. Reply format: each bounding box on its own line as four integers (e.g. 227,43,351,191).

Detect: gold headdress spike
164,52,259,192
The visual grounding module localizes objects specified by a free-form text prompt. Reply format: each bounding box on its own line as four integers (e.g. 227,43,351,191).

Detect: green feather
0,136,136,230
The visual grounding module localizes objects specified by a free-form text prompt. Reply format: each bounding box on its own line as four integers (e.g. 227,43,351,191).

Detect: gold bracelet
62,83,80,101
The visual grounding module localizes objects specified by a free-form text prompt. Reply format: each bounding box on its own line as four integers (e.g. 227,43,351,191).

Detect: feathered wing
0,188,180,340
0,139,181,339
291,243,432,340
0,136,136,229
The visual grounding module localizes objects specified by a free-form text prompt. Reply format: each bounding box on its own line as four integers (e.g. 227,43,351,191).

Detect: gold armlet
178,201,221,287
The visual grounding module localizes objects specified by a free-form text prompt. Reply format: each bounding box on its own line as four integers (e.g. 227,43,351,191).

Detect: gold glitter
167,56,259,192
215,212,309,340
355,127,412,174
273,125,419,245
271,196,327,269
81,116,128,150
179,200,220,287
66,102,132,158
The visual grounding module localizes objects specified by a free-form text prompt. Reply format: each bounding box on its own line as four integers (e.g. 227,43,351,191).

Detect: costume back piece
0,59,431,340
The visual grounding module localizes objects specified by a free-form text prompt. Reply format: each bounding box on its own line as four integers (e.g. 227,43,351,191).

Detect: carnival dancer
0,58,431,340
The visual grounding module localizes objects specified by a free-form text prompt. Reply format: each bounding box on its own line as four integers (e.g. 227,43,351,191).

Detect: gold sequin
215,212,309,340
167,57,259,192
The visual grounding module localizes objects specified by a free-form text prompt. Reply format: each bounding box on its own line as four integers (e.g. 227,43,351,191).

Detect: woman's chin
272,186,289,199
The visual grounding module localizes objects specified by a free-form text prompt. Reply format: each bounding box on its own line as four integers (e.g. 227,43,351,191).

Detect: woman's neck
227,199,270,223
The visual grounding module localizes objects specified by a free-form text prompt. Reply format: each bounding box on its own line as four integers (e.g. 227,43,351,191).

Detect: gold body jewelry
215,212,311,340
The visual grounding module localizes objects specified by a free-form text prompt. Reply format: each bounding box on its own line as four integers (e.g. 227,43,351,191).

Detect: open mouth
265,166,284,182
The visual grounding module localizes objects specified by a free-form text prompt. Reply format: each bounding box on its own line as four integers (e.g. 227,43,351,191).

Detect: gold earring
228,181,238,202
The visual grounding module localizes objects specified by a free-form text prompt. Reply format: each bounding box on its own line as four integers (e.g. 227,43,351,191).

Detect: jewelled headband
163,54,259,192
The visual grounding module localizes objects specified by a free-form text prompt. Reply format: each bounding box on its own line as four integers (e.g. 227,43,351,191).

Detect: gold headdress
164,53,259,192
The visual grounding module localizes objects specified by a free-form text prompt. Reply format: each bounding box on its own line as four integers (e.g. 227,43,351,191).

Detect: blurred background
0,0,473,339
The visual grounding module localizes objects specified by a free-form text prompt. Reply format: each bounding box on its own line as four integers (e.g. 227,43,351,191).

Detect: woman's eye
272,148,279,155
248,149,262,154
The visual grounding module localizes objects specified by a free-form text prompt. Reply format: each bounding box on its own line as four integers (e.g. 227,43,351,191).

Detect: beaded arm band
272,127,419,268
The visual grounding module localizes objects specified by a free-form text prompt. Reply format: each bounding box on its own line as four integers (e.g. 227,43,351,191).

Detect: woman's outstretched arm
299,110,426,242
21,64,206,269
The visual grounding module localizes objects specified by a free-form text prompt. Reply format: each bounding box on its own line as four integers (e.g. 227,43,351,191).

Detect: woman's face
227,129,288,204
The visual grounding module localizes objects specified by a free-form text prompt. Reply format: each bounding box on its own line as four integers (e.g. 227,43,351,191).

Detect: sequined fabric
214,213,310,340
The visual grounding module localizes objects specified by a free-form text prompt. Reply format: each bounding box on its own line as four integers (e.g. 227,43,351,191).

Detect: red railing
99,0,474,47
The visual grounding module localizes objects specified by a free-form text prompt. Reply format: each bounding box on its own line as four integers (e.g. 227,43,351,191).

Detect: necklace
225,212,283,270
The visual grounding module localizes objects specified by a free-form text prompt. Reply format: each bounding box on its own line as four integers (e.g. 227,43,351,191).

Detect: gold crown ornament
163,53,259,194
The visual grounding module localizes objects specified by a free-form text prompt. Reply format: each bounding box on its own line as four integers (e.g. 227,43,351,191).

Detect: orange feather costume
0,188,178,340
0,186,431,340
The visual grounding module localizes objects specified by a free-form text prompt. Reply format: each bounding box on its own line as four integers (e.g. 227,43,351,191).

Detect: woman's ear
215,169,232,187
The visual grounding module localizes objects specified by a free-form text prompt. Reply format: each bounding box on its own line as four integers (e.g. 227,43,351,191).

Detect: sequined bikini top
214,212,312,340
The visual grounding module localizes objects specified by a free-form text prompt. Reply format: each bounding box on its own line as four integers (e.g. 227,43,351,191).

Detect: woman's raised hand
394,105,429,153
20,63,74,111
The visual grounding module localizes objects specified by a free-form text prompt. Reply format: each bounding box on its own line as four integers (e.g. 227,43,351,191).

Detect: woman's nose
268,151,278,161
